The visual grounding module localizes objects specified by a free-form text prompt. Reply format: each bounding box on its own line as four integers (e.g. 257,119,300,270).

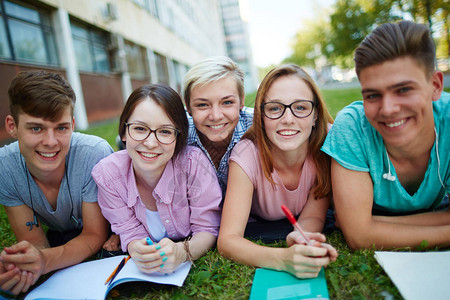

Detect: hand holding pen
281,205,338,261
127,237,167,274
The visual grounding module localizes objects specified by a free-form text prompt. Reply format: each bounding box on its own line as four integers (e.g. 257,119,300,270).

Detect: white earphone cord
383,127,448,193
435,127,448,193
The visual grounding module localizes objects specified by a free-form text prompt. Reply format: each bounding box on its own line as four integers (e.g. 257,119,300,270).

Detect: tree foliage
284,19,328,67
288,0,449,70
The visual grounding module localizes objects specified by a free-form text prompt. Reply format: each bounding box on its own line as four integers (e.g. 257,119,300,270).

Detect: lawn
1,86,449,299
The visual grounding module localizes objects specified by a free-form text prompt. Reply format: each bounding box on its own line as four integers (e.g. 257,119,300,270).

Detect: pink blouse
92,147,222,252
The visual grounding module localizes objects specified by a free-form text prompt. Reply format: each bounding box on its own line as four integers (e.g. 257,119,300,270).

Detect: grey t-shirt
0,132,113,232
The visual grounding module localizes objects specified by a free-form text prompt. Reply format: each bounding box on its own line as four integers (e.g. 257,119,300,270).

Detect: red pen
281,205,313,246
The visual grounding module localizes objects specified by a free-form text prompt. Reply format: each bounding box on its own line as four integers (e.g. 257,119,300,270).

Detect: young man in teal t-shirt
322,21,450,250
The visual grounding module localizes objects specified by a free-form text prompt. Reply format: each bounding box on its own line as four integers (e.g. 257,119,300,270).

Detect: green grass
322,88,362,118
79,120,120,151
2,87,449,299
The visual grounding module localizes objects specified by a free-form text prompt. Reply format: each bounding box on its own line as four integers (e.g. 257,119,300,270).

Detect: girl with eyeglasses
92,84,222,274
218,65,338,279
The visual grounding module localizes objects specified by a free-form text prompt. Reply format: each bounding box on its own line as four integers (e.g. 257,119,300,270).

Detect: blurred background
0,0,448,145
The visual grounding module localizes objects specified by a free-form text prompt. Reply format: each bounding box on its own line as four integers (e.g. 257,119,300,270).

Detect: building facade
0,0,226,143
219,0,258,93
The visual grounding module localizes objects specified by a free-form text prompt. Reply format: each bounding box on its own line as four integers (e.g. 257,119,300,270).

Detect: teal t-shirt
321,92,450,214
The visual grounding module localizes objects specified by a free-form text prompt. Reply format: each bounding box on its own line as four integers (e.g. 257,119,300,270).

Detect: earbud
382,172,396,182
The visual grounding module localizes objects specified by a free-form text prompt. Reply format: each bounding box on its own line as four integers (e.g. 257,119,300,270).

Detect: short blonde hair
183,56,244,109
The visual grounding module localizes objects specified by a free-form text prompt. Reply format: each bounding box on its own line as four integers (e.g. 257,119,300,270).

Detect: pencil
104,255,131,285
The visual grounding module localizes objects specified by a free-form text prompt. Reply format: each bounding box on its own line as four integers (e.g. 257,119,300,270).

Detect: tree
324,0,402,68
288,0,449,70
399,0,449,64
284,19,329,68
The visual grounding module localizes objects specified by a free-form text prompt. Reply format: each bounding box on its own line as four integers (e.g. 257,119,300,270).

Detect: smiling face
6,108,74,178
263,75,316,154
188,75,244,143
360,56,442,150
124,98,177,179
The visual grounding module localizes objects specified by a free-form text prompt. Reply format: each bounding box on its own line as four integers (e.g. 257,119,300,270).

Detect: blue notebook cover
249,268,329,300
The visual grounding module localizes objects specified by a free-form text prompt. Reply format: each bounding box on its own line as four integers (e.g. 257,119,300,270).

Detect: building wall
40,0,225,65
219,0,258,93
0,0,226,145
79,73,123,123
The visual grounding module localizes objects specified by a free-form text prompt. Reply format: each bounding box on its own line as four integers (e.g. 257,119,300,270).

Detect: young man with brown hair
322,21,450,249
0,71,113,295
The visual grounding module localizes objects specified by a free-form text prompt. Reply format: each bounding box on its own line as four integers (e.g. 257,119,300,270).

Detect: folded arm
218,162,332,278
2,202,108,283
332,159,450,250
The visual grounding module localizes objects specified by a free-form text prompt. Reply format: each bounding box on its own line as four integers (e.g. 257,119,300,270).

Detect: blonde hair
243,64,333,199
183,56,244,109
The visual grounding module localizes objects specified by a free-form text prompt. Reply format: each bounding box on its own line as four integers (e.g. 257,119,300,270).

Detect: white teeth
140,152,158,158
278,130,298,136
210,124,225,130
386,119,405,128
39,152,57,158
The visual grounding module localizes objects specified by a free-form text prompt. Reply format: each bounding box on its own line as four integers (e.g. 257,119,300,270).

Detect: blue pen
147,237,165,268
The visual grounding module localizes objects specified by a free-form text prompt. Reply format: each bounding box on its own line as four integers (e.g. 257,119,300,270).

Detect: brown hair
354,21,436,77
243,64,333,199
8,71,75,123
119,84,188,157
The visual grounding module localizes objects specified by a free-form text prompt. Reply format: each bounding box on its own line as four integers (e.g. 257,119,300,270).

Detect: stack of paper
374,251,450,300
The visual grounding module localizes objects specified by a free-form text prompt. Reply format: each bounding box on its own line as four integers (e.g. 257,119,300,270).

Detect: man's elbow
345,237,369,250
341,228,376,250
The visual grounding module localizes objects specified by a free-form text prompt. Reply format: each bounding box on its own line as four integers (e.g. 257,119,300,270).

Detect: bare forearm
373,210,450,226
186,232,216,261
298,216,326,233
41,231,106,273
218,234,285,270
343,220,450,250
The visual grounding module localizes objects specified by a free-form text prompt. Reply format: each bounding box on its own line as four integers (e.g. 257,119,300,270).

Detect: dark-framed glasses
261,100,315,119
125,122,179,144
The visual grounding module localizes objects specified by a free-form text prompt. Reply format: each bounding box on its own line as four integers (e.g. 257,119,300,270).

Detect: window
124,40,149,80
71,20,111,73
0,0,58,65
172,60,185,93
154,52,169,84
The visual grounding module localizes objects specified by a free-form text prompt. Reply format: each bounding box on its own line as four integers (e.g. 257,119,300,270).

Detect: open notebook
25,255,191,300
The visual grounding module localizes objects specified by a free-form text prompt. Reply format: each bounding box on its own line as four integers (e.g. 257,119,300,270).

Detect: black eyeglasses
261,100,315,119
125,123,179,144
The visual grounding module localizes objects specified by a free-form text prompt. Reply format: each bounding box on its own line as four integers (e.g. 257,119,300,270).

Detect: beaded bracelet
183,239,195,266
